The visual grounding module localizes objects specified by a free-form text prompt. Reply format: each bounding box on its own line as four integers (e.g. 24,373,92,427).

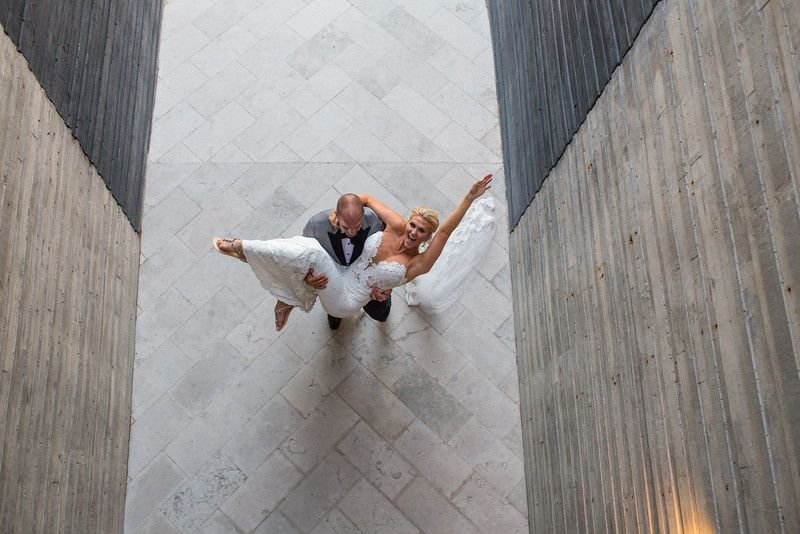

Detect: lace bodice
346,232,407,294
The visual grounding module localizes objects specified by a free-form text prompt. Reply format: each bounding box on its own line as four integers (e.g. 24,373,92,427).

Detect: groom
302,193,391,329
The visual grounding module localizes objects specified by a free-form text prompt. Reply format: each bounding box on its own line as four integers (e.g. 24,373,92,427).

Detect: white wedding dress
241,198,496,317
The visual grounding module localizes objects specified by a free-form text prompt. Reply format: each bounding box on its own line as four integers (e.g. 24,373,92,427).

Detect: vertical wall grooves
1,0,163,232
0,29,141,532
488,0,660,227
719,0,787,524
661,10,723,529
504,0,800,530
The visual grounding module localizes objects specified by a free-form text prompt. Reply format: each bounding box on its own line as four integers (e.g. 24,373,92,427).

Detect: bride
213,174,494,330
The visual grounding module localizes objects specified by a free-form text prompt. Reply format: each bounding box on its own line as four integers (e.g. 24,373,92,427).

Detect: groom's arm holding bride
321,201,393,303
301,196,392,303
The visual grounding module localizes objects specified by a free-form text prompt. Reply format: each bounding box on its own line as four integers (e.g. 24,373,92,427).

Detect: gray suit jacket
302,208,384,266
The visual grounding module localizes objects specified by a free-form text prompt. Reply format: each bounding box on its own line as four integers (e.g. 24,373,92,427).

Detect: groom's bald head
337,194,365,237
337,193,364,214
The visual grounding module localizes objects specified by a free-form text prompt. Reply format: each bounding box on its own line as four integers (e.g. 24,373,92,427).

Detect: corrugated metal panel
1,0,163,232
488,0,660,229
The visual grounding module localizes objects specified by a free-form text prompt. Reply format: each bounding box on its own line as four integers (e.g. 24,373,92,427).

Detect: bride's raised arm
405,174,492,281
356,193,406,231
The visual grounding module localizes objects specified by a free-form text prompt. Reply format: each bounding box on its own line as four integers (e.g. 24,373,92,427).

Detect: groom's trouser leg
327,314,342,329
363,295,391,322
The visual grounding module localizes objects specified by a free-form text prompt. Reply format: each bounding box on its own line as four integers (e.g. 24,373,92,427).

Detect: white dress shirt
341,237,355,264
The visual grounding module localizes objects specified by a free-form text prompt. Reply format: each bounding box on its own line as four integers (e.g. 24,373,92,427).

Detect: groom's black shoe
327,315,342,330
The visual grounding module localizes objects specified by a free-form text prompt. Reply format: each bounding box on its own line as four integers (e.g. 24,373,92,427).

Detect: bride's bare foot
274,301,294,331
213,237,246,262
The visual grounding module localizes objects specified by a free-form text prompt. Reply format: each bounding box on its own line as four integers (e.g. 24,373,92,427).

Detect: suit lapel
327,226,372,266
350,227,371,264
327,231,347,264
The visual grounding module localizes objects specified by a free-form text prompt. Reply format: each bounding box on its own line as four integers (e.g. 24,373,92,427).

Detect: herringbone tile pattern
126,0,526,532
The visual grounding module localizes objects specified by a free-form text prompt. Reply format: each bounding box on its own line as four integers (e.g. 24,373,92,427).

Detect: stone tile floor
126,0,527,532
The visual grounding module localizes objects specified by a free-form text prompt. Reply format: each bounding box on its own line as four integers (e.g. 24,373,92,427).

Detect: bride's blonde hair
409,207,439,233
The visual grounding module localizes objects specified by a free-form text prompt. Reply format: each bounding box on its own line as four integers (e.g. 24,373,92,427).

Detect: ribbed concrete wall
0,30,140,532
488,0,659,226
509,0,800,531
2,0,163,231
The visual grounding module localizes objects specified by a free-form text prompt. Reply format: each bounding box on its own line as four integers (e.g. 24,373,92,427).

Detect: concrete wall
0,30,140,532
2,0,163,231
509,0,800,531
488,0,659,226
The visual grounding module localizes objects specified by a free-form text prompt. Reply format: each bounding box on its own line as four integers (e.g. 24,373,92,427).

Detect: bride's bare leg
274,300,294,331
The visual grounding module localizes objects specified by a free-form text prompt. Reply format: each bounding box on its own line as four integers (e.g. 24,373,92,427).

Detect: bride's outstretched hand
466,174,493,202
